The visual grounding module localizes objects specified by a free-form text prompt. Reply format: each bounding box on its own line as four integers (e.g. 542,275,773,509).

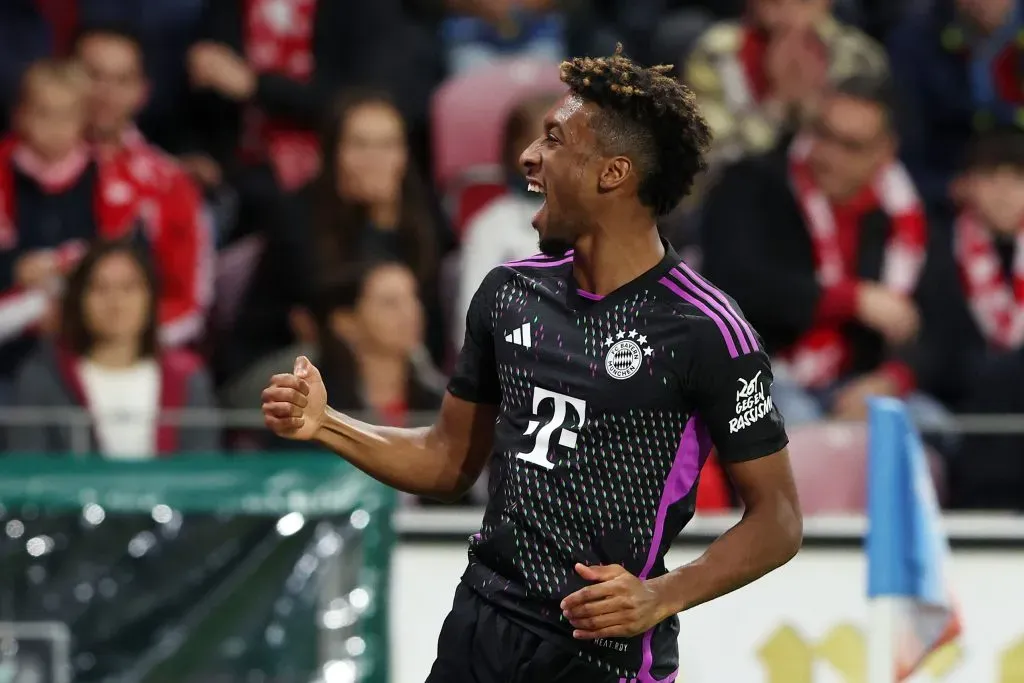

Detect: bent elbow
428,488,469,504
422,473,478,504
779,499,804,564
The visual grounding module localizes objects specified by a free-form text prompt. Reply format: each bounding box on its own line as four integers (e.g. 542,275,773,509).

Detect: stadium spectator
888,0,1023,212
0,55,210,380
685,0,887,169
0,60,95,383
75,24,213,348
911,130,1024,508
700,76,951,430
309,262,444,423
220,92,448,385
915,130,1024,409
240,262,445,447
182,0,408,246
9,240,218,456
0,1,205,151
454,93,556,347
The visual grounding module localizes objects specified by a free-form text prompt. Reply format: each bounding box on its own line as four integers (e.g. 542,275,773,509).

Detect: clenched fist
261,356,327,441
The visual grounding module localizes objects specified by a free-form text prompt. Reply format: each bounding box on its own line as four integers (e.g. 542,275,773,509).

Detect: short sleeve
446,268,506,405
688,319,789,464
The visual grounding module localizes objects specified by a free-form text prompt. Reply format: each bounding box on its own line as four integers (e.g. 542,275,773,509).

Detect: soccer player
262,47,803,683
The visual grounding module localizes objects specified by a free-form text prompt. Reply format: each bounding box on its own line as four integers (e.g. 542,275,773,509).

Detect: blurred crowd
1,0,1024,510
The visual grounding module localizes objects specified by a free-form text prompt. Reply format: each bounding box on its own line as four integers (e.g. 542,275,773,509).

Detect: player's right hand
855,282,920,345
261,356,327,441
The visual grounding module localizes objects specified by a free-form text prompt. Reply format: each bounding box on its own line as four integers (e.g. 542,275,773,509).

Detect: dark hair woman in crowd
10,240,219,456
222,90,450,386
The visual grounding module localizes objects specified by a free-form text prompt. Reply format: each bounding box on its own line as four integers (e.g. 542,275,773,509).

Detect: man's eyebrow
545,120,564,135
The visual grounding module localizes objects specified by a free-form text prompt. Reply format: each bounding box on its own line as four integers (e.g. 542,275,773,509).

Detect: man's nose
519,139,541,173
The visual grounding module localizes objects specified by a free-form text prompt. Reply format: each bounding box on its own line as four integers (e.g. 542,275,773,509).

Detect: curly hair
559,44,712,217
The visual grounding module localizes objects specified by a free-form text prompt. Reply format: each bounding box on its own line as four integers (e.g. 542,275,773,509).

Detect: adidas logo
504,322,532,348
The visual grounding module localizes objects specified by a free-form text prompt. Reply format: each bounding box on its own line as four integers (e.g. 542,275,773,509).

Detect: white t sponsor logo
729,370,773,434
516,387,587,470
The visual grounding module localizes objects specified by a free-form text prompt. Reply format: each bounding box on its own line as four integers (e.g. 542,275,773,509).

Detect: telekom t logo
516,387,587,470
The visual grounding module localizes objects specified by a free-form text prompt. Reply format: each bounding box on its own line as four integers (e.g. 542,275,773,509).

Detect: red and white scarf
955,212,1024,349
784,135,927,387
241,0,321,191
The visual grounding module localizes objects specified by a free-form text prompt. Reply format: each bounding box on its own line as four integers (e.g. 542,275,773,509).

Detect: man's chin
538,235,574,257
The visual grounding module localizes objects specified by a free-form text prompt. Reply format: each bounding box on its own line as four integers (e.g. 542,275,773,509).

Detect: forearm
314,406,470,500
648,507,802,616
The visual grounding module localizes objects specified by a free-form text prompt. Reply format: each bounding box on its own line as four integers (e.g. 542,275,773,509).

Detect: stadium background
0,0,1023,681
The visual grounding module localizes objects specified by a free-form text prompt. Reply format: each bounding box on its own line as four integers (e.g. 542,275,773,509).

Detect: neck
88,339,143,369
369,202,400,230
357,351,408,407
15,142,84,168
572,210,664,296
823,187,860,205
90,125,130,156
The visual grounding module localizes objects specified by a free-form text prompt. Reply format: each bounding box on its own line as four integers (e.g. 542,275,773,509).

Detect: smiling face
519,94,613,256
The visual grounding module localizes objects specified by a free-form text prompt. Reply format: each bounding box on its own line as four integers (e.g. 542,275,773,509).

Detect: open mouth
526,178,545,195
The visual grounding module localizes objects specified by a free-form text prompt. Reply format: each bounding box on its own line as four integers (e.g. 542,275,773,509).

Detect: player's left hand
560,563,667,640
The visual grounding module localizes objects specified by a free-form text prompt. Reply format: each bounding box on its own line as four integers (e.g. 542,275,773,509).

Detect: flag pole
865,397,961,683
867,597,899,683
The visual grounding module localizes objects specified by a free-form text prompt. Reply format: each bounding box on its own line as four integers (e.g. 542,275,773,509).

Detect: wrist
646,573,686,619
312,406,339,443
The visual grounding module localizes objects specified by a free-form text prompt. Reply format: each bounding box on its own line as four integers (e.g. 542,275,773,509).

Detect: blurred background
0,0,1023,681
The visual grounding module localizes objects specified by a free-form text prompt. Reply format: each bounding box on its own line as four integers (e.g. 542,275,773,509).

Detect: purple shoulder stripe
658,276,740,358
668,266,759,354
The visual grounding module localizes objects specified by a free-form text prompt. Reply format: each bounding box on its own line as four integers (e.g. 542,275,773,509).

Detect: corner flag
865,397,961,682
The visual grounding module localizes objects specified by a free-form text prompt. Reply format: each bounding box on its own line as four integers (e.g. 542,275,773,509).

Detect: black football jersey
447,242,789,680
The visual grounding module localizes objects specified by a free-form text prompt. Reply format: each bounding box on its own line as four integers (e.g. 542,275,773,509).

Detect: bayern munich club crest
603,329,653,380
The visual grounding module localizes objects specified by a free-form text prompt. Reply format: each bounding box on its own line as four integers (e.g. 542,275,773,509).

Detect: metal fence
1,407,1024,455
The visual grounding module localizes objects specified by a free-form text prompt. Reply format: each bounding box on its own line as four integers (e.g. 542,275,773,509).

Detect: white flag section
866,397,962,682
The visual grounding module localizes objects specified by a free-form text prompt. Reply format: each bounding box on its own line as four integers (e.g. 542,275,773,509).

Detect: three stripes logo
504,322,532,349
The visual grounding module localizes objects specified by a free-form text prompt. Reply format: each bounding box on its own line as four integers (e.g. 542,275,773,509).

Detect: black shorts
425,583,622,683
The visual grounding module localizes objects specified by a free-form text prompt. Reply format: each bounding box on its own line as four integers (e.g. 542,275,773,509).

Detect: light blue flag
866,397,960,679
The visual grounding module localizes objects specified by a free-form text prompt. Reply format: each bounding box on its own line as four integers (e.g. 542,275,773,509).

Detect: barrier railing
0,408,436,455
1,407,1023,432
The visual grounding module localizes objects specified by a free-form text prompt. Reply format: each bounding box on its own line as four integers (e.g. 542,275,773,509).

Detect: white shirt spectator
80,359,160,459
454,195,541,347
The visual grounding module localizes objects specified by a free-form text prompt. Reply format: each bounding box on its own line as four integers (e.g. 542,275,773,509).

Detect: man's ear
598,156,632,192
